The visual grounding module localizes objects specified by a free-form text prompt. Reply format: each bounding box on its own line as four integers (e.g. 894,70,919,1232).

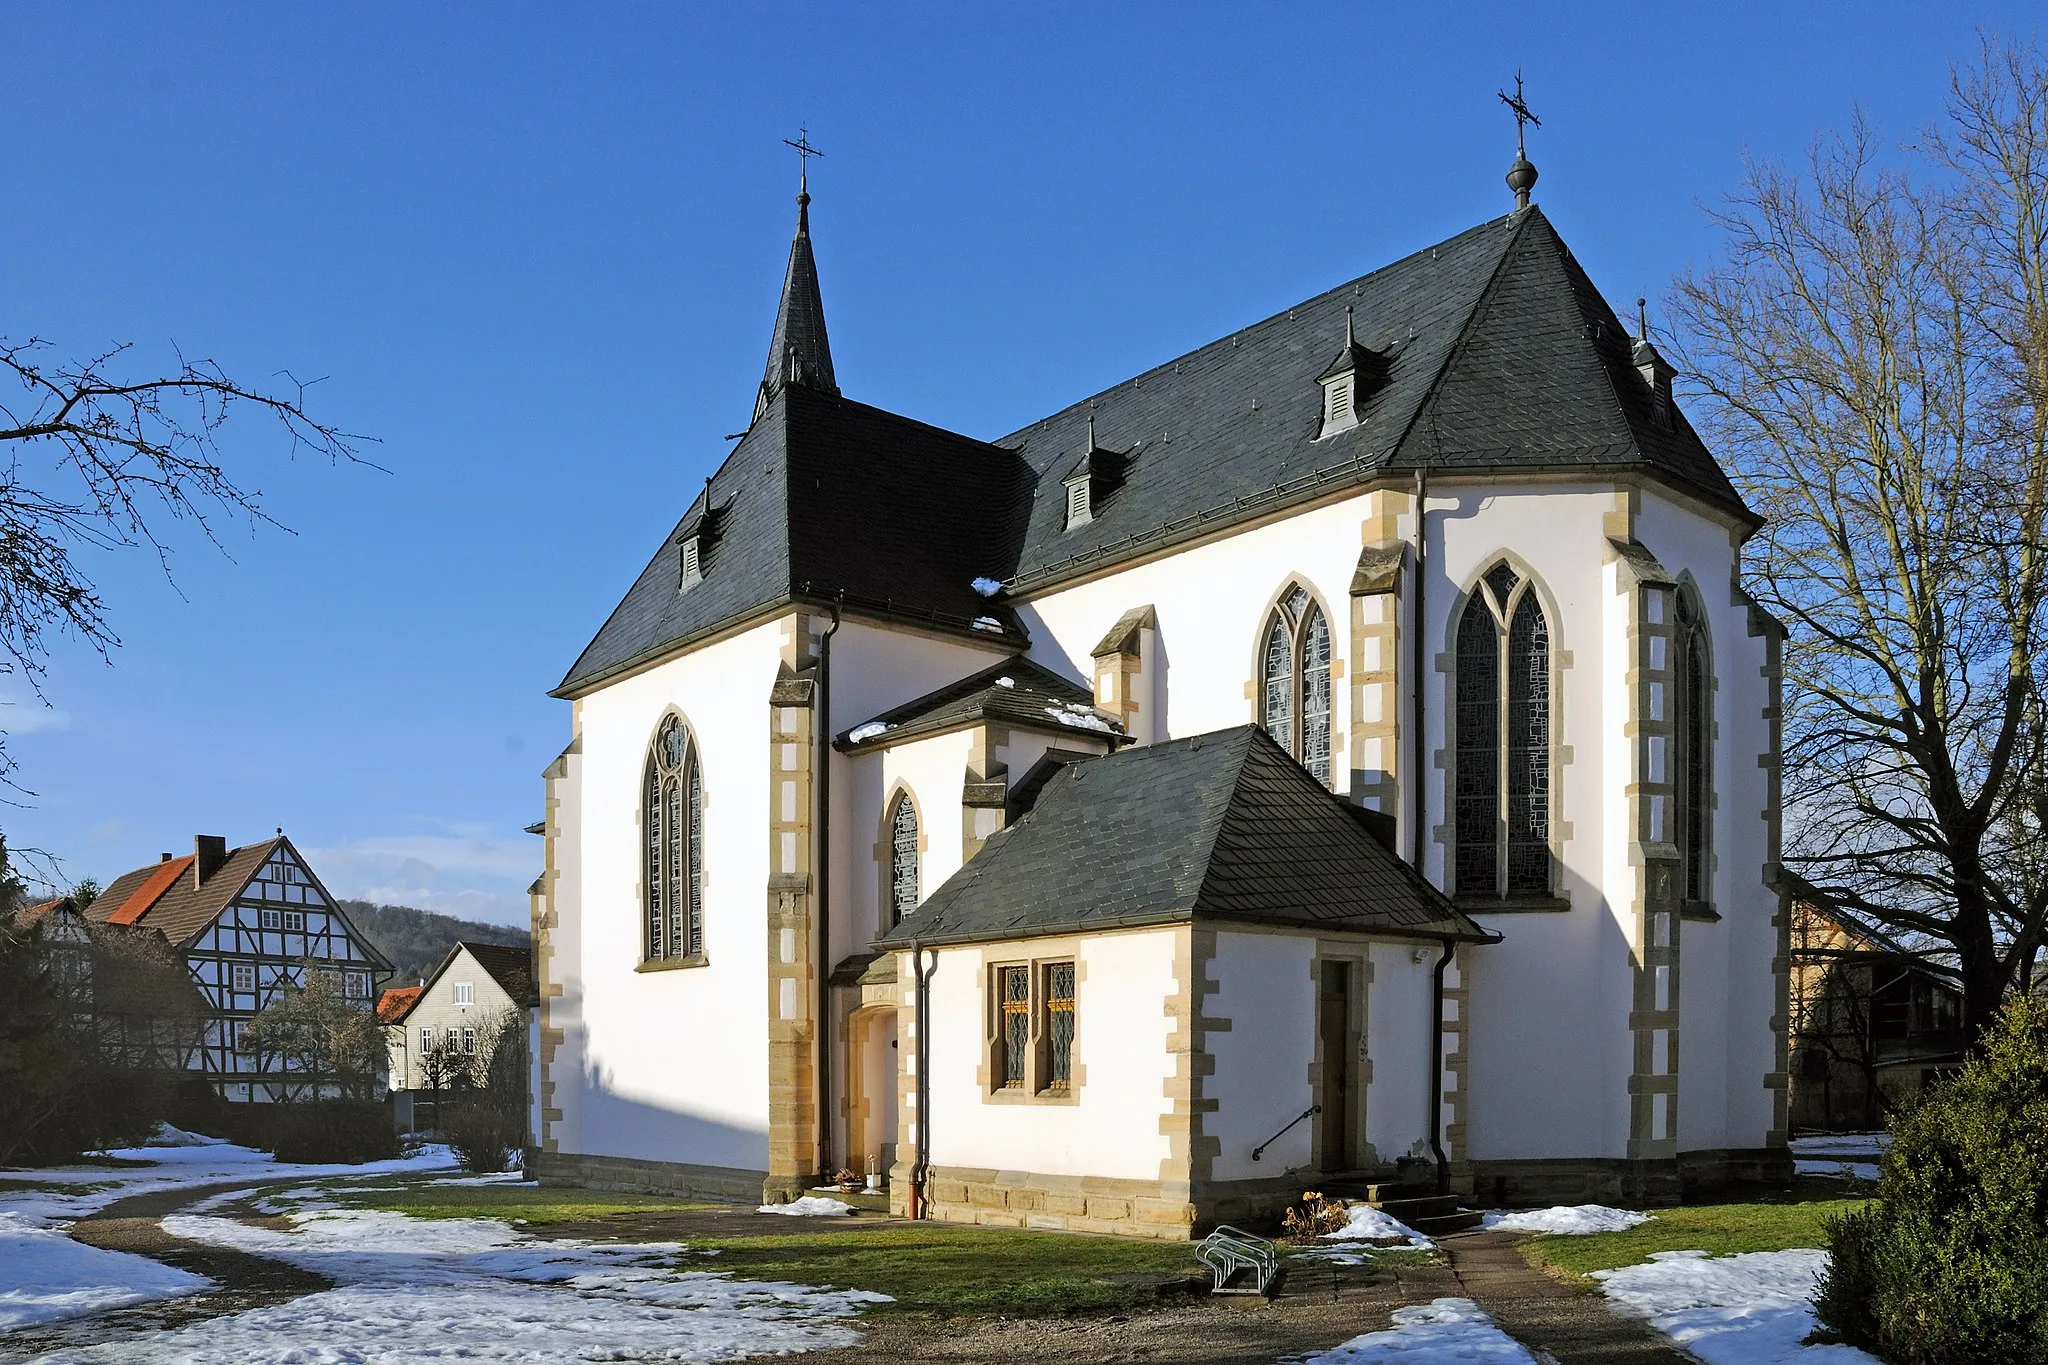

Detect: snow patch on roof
846,722,891,744
971,577,1004,597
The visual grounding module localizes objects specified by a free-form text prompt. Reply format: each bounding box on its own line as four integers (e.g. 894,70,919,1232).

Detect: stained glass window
643,716,705,961
1454,593,1500,896
1044,962,1076,1092
1676,591,1710,904
1301,605,1333,784
1456,563,1553,898
998,966,1030,1089
1260,585,1336,787
1262,616,1294,757
889,795,919,926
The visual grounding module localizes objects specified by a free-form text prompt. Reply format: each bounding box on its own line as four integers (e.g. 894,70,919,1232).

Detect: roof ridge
1390,207,1544,471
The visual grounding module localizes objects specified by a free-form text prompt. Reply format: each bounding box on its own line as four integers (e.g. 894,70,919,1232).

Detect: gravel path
0,1179,328,1361
1444,1229,1698,1364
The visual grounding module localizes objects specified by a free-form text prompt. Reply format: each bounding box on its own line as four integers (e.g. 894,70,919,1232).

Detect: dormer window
679,535,703,590
1316,305,1382,439
1065,477,1093,529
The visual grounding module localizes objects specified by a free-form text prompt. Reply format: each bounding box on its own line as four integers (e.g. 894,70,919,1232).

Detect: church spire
755,136,838,421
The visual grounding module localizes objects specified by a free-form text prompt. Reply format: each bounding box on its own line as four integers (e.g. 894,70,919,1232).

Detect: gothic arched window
643,715,704,961
888,793,920,927
1674,588,1711,906
1259,585,1334,785
1453,562,1553,898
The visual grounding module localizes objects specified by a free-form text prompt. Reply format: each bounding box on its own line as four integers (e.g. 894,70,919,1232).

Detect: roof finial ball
1497,70,1542,211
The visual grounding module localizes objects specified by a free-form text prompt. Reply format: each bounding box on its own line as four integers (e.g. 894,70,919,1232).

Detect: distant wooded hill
339,900,530,987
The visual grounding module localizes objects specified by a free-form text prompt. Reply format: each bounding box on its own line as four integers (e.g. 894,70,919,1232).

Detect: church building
531,149,1792,1234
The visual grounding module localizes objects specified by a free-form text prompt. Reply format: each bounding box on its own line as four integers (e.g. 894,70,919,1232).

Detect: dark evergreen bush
1814,995,2048,1364
267,1100,399,1164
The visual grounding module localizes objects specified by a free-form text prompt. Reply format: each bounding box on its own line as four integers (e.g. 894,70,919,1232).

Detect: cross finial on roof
1498,71,1541,210
783,128,824,203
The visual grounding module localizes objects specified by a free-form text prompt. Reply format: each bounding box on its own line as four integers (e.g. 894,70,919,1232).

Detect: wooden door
1318,961,1352,1171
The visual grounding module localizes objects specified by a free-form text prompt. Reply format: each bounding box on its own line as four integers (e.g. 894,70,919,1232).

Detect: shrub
267,1100,400,1164
441,1093,523,1174
1813,994,2048,1364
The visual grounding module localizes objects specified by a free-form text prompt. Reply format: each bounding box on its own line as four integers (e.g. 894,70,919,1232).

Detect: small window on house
233,1021,254,1053
420,1027,435,1052
1043,962,1076,1093
232,963,256,992
996,966,1030,1089
453,982,475,1006
460,1027,477,1055
680,536,702,589
259,908,283,930
283,910,306,932
345,971,368,1000
1065,479,1092,530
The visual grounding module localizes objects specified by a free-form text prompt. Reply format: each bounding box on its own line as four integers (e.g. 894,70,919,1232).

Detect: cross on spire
1497,71,1542,210
783,128,824,198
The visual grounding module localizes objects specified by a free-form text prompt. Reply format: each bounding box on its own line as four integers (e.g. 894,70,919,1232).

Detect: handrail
1250,1104,1321,1162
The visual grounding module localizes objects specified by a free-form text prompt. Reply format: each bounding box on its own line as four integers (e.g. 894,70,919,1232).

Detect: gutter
909,941,937,1219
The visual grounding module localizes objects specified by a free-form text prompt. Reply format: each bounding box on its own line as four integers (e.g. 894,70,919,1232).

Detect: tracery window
1453,561,1553,898
643,714,705,962
888,793,920,927
1259,585,1334,785
1674,589,1711,905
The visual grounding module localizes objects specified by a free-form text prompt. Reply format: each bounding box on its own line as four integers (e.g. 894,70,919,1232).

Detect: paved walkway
1443,1230,1697,1364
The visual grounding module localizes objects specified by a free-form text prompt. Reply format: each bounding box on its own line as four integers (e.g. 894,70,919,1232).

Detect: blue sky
0,4,2035,925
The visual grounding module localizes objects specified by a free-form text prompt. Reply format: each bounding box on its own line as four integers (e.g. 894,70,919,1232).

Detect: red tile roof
376,985,423,1024
104,856,195,927
13,897,72,928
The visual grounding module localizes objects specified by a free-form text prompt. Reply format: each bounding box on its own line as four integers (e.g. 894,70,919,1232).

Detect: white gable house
532,160,1790,1232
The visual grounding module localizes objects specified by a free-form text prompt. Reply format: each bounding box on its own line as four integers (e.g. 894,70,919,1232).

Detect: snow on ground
1479,1205,1650,1235
757,1196,856,1217
1795,1160,1881,1182
25,1206,887,1363
1299,1298,1537,1363
0,1213,210,1331
1595,1249,1879,1364
1788,1133,1890,1158
1293,1203,1436,1262
0,1138,459,1331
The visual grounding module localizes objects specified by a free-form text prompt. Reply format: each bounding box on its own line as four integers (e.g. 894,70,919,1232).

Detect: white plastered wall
1634,488,1779,1153
845,730,976,946
921,929,1179,1181
560,618,786,1170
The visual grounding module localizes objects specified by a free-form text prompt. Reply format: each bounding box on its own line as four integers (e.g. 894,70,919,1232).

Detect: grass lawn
683,1224,1206,1317
1519,1197,1870,1281
312,1181,718,1225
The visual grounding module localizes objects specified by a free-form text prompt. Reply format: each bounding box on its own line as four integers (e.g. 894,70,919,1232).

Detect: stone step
1406,1208,1486,1236
1371,1194,1463,1221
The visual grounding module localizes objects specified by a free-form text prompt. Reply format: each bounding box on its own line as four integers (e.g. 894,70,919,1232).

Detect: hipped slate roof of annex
873,725,1492,950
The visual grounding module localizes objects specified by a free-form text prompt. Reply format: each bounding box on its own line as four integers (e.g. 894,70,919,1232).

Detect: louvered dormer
1062,416,1129,531
1317,305,1385,439
677,489,727,593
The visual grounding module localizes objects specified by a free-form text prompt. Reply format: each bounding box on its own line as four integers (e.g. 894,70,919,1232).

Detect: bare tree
1671,36,2048,1038
0,336,364,779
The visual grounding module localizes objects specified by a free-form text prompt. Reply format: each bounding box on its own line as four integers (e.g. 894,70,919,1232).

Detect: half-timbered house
88,834,389,1101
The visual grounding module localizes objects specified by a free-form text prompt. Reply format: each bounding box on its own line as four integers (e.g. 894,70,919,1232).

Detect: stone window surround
634,707,713,973
977,941,1087,1106
1435,552,1574,911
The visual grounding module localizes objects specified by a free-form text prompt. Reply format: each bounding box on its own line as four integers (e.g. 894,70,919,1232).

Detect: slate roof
996,206,1752,591
561,202,1753,696
874,726,1493,949
556,385,1033,695
836,656,1124,752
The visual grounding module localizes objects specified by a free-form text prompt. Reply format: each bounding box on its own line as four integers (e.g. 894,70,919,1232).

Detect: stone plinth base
533,1149,766,1204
